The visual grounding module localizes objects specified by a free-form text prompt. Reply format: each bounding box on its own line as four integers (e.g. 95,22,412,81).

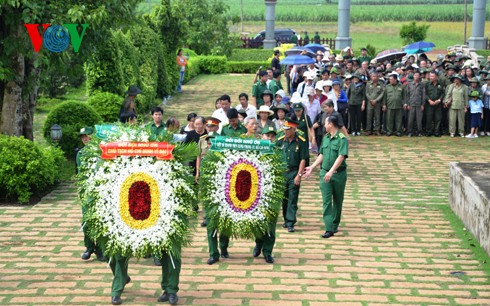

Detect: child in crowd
466,90,484,138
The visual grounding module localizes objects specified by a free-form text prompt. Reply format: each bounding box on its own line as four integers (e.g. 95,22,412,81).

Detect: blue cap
281,96,291,105
332,80,341,86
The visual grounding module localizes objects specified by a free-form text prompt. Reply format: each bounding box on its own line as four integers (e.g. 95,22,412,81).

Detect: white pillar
335,0,352,50
468,0,487,49
263,0,277,49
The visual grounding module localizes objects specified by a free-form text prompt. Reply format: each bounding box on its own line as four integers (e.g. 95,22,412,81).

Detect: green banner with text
210,136,274,154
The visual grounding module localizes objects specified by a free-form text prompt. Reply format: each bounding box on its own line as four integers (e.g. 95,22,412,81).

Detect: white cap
290,92,303,103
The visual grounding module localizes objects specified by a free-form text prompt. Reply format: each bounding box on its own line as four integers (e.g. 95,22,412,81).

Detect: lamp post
50,124,62,143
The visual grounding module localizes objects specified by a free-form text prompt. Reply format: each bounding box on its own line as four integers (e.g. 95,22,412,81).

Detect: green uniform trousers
108,253,130,297
366,103,381,132
425,104,442,134
449,108,465,135
254,220,277,256
319,170,347,232
108,251,181,296
81,205,97,252
282,170,301,227
206,219,230,259
386,108,403,134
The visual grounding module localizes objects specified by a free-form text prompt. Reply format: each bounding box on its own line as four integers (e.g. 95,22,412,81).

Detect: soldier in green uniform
304,114,348,239
148,107,166,137
382,74,404,136
253,126,280,263
275,118,308,233
203,132,231,265
357,48,371,66
221,109,246,137
363,71,385,135
425,71,445,137
291,101,314,166
252,71,269,107
76,127,105,262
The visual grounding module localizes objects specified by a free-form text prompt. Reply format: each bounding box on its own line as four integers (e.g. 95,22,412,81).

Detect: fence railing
240,37,335,50
486,38,490,50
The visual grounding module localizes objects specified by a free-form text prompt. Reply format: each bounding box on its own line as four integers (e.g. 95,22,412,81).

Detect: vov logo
24,24,89,53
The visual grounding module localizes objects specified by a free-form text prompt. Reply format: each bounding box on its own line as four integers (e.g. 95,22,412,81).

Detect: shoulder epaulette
338,133,346,139
200,134,207,139
277,135,285,141
298,135,306,142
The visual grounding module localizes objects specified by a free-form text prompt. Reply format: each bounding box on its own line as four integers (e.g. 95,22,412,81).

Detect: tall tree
0,0,140,139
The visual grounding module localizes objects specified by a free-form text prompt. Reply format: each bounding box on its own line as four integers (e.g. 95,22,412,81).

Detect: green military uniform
383,82,404,134
269,79,283,96
148,122,167,137
319,130,348,232
424,80,445,136
252,80,268,107
357,55,371,65
220,122,246,137
275,131,308,228
365,80,385,133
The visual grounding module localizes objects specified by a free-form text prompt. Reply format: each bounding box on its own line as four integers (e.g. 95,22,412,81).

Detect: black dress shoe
201,219,207,227
264,255,274,264
158,291,169,302
125,276,131,285
396,132,402,137
95,250,106,262
169,293,179,305
220,249,229,258
81,249,93,260
112,296,122,305
282,223,287,228
154,257,162,266
386,132,392,136
333,228,339,233
207,257,219,265
252,245,262,257
287,226,295,233
322,231,334,238
434,133,441,137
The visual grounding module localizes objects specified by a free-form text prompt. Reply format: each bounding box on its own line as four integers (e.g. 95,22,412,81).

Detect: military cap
469,77,479,84
79,127,94,136
292,102,304,111
261,90,274,99
478,70,488,76
205,117,221,126
262,125,277,135
275,104,288,113
125,85,142,95
484,75,490,81
469,90,480,97
283,117,299,130
450,74,464,82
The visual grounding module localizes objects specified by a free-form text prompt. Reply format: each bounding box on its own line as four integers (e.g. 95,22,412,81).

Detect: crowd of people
254,48,490,139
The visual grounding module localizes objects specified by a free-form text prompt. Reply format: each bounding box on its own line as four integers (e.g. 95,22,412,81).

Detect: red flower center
235,170,252,201
128,181,151,220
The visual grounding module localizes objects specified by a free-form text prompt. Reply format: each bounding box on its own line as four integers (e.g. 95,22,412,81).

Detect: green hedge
88,92,124,123
0,135,65,204
228,49,274,61
199,56,228,74
43,101,102,158
226,61,270,73
184,56,202,83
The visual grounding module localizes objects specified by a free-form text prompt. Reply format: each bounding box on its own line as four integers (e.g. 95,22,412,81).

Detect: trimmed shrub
0,135,65,204
184,56,202,83
113,29,141,93
228,49,274,61
227,61,270,74
199,56,227,74
43,101,102,158
88,92,124,123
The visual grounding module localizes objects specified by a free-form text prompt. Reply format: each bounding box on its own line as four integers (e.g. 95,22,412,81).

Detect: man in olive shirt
357,48,371,65
221,109,246,137
252,71,269,107
364,71,385,135
269,70,283,96
382,74,404,136
347,73,365,136
275,118,308,233
425,71,445,137
404,71,426,137
148,106,166,137
304,114,348,239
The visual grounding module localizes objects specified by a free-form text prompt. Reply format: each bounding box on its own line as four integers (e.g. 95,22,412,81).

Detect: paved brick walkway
1,75,490,305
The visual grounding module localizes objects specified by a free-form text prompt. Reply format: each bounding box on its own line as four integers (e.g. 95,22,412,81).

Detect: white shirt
236,104,257,118
303,99,321,123
212,108,229,134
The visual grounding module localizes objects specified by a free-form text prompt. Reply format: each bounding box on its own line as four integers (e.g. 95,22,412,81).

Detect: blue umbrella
304,43,327,53
284,46,315,58
279,55,315,65
403,41,435,54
